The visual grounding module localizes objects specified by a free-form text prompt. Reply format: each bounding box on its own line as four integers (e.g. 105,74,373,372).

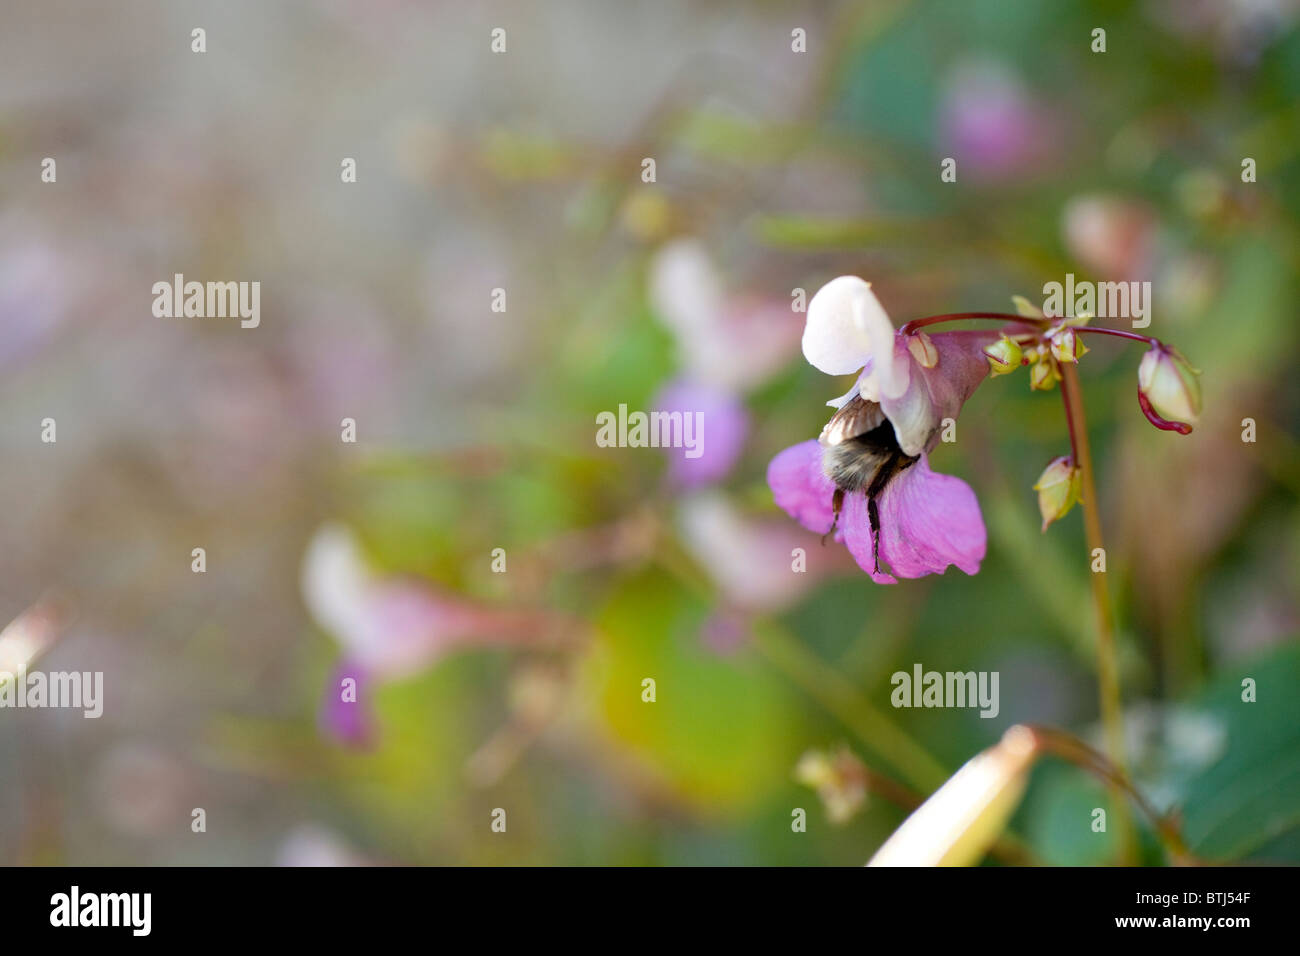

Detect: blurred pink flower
1062,195,1158,282
939,59,1054,180
302,524,569,745
646,240,800,486
649,239,800,393
301,523,555,680
652,380,749,489
678,491,833,613
319,657,377,749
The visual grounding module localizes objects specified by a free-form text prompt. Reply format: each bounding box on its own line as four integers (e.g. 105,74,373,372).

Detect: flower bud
796,746,868,824
1033,456,1081,531
1029,354,1060,391
1137,344,1201,433
1049,327,1088,364
867,726,1038,867
983,334,1023,376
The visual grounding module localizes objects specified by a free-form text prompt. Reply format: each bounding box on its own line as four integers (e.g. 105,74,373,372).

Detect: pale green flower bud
1029,354,1060,391
1137,344,1201,432
983,334,1023,376
1033,455,1081,531
1049,326,1088,364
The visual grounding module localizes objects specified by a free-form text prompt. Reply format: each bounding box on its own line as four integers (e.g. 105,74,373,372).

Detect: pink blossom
768,278,991,583
939,60,1054,181
649,240,799,393
677,491,835,611
318,658,377,749
647,240,800,486
301,523,549,680
301,524,563,743
652,380,749,489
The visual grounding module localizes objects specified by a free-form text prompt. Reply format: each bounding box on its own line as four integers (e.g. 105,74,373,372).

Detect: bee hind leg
821,488,845,545
867,494,883,574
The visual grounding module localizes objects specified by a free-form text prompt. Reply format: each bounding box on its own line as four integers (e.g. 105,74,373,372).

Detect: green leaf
1178,643,1300,861
579,568,797,810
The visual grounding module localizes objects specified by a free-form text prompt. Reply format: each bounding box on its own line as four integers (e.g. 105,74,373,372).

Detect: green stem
1026,725,1194,864
1058,363,1135,863
750,618,949,793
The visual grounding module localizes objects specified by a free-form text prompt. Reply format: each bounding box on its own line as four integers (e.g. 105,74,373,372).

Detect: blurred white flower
1062,195,1158,281
277,824,371,867
301,523,560,681
649,239,799,393
677,492,830,612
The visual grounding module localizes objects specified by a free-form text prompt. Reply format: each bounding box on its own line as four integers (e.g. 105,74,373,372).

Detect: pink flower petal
840,491,898,584
880,330,995,457
319,658,377,749
767,440,836,535
653,378,749,488
876,456,985,579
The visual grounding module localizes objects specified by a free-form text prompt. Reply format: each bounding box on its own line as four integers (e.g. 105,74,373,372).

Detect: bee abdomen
822,438,888,494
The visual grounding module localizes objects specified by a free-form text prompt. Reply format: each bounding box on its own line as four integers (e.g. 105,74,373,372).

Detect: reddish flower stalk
898,311,1047,336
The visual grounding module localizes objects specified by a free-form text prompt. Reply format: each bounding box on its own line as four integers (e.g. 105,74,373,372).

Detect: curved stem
1057,367,1081,464
1074,326,1158,346
750,618,950,793
899,312,1048,336
1026,725,1195,864
1058,363,1134,863
651,539,952,793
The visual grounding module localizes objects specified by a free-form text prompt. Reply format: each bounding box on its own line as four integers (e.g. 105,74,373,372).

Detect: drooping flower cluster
976,296,1202,527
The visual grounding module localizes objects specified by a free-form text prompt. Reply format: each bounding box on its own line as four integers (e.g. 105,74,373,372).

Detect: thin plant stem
1058,362,1135,863
1074,326,1157,346
899,311,1047,336
1026,725,1195,864
749,618,950,793
648,542,951,792
1058,367,1081,464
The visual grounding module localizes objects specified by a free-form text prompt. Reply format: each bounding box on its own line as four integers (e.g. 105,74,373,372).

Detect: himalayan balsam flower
649,240,800,487
302,523,558,746
768,277,993,583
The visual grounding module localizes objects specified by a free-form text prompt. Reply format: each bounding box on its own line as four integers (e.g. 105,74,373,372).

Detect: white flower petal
301,523,373,641
802,276,895,376
649,240,726,342
862,331,910,401
882,379,935,456
825,382,860,409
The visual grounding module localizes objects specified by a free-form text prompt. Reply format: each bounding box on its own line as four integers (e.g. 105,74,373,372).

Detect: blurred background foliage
1,0,1297,865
